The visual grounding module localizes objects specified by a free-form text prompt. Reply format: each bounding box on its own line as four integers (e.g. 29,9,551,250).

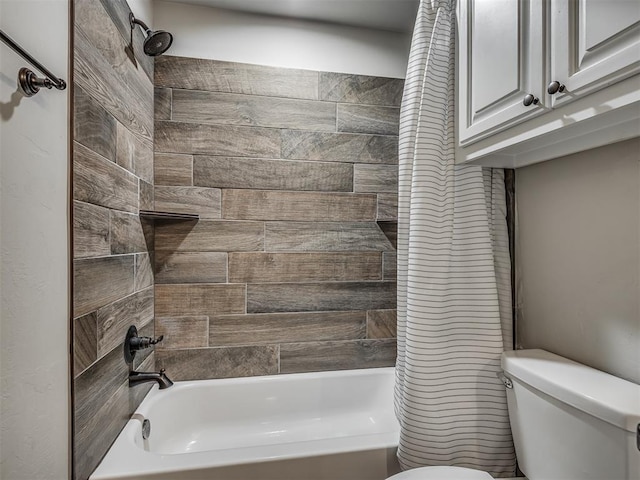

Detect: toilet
388,349,640,480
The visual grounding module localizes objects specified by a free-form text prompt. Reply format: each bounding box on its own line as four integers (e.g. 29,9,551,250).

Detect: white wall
153,1,411,78
0,1,70,478
516,138,640,384
129,0,154,25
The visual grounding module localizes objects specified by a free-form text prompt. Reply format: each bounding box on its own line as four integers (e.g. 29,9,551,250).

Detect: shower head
129,13,173,57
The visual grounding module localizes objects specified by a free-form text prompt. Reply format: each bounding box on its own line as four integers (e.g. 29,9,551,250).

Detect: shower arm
0,29,67,91
130,13,151,35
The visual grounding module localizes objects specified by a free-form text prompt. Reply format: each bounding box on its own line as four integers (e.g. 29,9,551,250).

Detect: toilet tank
501,349,640,480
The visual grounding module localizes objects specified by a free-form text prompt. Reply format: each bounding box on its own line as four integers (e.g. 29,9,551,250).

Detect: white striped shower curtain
394,0,516,476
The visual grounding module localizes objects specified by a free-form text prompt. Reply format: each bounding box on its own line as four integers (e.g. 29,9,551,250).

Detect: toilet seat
387,466,494,480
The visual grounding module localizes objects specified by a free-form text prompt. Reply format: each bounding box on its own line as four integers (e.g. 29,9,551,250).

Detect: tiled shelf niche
139,210,200,221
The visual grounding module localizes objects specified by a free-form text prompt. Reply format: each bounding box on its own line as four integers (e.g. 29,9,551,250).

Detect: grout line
164,86,402,108
206,315,210,347
190,153,194,186
169,87,173,121
277,344,281,374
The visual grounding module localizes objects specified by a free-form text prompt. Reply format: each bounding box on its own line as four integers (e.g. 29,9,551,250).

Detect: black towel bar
0,29,66,96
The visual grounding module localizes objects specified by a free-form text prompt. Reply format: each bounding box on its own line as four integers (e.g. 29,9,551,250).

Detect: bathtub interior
136,368,399,455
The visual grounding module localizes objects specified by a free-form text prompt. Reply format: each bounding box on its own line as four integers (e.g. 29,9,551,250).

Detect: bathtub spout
129,368,174,389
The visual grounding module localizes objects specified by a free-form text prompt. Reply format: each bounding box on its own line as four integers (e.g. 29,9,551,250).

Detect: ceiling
163,0,420,33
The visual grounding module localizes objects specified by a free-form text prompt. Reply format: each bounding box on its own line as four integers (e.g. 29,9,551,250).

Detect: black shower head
129,13,173,57
143,30,173,56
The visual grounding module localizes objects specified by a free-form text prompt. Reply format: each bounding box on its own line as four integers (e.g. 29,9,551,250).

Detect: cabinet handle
547,81,565,95
523,94,539,107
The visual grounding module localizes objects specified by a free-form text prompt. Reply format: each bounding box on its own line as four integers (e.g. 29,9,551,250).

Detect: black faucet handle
124,326,164,364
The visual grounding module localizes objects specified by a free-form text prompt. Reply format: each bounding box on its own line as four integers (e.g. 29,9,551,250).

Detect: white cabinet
456,0,640,168
550,0,640,108
458,0,544,145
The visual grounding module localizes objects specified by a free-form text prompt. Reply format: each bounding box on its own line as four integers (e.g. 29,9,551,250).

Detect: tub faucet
129,368,174,389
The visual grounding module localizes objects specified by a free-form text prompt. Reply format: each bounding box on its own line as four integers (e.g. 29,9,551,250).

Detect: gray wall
153,56,400,379
515,138,640,384
0,1,69,478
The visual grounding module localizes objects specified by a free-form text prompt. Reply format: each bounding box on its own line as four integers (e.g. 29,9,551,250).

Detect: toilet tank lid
502,349,640,433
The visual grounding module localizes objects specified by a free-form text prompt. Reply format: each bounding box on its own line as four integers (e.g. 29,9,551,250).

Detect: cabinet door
458,0,545,146
550,0,640,107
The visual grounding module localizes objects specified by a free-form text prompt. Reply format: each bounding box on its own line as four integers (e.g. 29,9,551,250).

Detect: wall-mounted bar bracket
0,29,67,97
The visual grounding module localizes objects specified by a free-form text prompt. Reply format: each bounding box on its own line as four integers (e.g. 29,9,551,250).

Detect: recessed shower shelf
139,210,199,221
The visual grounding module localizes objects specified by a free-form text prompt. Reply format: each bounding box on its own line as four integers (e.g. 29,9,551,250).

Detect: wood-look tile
74,141,138,213
155,316,209,349
154,153,192,186
354,164,398,193
367,310,397,339
75,379,129,480
110,211,147,254
209,311,366,346
154,186,221,219
134,253,154,291
155,251,227,284
155,220,264,252
281,130,398,164
154,87,171,121
74,86,116,162
139,180,154,211
337,104,400,135
155,56,318,100
114,122,134,172
155,121,281,158
97,0,153,80
228,252,381,283
280,339,397,373
265,222,394,251
74,342,128,424
74,2,153,142
247,281,396,313
383,251,397,281
319,72,404,106
222,190,377,221
96,287,154,357
377,194,398,221
156,345,279,381
377,221,397,249
116,122,154,183
74,343,130,480
155,284,246,317
193,156,353,192
73,201,110,259
140,216,154,254
74,312,97,377
171,89,336,131
73,255,135,317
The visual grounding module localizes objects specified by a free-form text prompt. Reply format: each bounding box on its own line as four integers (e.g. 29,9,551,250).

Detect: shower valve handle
130,334,164,350
124,325,163,364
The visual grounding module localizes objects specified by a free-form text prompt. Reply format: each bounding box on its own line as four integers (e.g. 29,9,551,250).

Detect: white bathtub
90,367,400,480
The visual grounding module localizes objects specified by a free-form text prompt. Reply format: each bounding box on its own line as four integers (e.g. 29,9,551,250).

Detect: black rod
0,29,66,90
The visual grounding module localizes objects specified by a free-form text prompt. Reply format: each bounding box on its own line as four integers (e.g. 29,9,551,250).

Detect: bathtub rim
90,366,399,480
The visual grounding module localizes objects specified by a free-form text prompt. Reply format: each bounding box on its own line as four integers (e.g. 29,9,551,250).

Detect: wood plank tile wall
153,56,401,381
72,1,155,478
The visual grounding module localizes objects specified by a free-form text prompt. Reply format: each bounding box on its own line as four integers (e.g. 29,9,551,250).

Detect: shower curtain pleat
394,0,516,476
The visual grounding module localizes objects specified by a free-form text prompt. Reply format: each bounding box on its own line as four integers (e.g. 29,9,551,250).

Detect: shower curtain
394,0,516,476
